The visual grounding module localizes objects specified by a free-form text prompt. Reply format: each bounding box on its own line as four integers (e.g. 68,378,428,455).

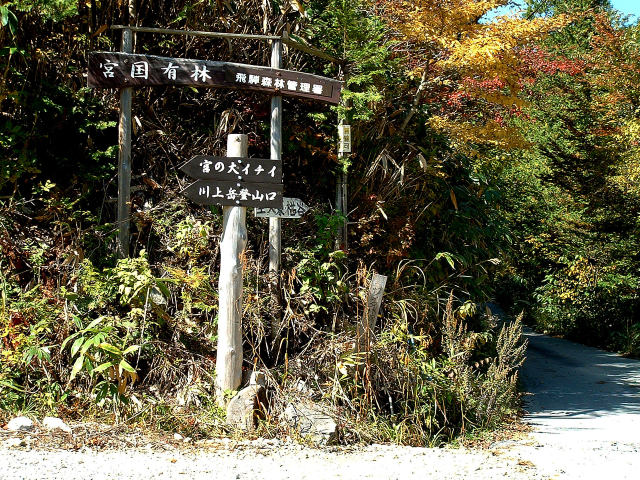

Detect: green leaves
61,315,140,401
498,8,640,352
0,5,18,36
435,252,458,270
304,0,397,123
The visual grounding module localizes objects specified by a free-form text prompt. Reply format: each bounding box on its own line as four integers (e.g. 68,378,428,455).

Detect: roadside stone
226,385,267,431
149,286,167,306
43,417,72,434
3,438,27,449
283,403,338,446
295,380,312,396
249,370,266,387
490,440,519,450
6,417,35,432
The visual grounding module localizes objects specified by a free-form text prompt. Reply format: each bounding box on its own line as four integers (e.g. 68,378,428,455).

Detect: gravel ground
2,326,639,479
0,437,544,480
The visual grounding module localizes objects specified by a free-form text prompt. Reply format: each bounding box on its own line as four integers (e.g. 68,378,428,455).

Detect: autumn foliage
377,0,568,149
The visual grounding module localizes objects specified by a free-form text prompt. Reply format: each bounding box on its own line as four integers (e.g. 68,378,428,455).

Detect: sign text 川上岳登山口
181,180,283,208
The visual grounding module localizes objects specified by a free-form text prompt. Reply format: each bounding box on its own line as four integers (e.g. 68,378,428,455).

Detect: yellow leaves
429,115,529,150
450,189,458,211
618,118,640,142
440,15,567,83
379,2,571,152
385,0,512,45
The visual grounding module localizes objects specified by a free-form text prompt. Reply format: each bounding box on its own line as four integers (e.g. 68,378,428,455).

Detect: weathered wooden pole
335,70,350,251
269,39,283,339
117,27,133,258
335,123,349,250
216,134,248,406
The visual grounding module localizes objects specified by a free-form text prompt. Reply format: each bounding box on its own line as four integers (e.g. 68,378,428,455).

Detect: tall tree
378,0,566,149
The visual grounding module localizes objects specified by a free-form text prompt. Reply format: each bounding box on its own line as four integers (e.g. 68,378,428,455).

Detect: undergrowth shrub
0,0,524,445
281,288,526,446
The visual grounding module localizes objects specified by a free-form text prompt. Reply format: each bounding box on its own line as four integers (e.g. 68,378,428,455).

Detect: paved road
509,328,640,478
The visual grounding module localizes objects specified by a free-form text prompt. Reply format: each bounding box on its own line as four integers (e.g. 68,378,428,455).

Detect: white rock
226,384,267,431
6,416,35,432
249,370,266,387
3,438,26,448
295,380,311,395
43,416,72,433
283,403,338,445
149,286,167,306
173,433,184,441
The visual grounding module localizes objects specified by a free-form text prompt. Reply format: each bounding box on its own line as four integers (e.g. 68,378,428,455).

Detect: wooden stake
357,273,387,353
117,27,133,258
216,134,248,406
269,39,283,340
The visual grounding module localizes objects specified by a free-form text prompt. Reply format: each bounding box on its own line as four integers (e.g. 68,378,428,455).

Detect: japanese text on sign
182,180,283,208
88,52,342,105
338,125,352,153
233,72,323,96
180,156,282,183
255,197,310,218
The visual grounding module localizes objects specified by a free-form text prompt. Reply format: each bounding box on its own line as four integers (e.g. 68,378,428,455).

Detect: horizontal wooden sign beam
88,52,341,104
181,180,283,208
180,156,281,183
109,26,342,64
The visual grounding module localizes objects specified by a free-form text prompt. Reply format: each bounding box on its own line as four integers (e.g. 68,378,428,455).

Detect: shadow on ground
520,328,640,440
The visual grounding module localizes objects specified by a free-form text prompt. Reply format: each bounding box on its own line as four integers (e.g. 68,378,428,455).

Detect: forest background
1,0,639,446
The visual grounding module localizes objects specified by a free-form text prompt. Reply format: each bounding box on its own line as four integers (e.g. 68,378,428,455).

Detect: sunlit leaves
377,0,567,150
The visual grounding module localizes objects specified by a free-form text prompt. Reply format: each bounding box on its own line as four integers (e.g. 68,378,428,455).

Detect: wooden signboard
88,52,342,104
180,156,282,183
181,180,283,208
254,197,309,218
338,124,352,153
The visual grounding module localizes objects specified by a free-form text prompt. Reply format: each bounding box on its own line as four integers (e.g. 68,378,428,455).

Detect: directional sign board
88,52,342,104
180,156,281,183
182,180,283,208
254,197,309,218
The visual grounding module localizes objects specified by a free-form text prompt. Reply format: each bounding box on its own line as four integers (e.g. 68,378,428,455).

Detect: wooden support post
117,27,133,258
357,273,387,353
339,170,348,249
216,134,249,406
335,85,351,251
269,39,283,340
335,138,348,250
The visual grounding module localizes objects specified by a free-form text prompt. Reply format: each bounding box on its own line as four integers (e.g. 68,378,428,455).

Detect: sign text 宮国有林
88,52,342,104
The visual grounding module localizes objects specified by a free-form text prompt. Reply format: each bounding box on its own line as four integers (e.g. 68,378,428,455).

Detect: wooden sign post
88,52,341,104
215,134,249,405
87,26,342,401
88,43,341,260
117,28,133,259
269,39,283,340
179,154,283,208
357,273,387,353
178,135,283,405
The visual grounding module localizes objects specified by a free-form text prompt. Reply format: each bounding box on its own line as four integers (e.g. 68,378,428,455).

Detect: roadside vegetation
1,0,638,445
